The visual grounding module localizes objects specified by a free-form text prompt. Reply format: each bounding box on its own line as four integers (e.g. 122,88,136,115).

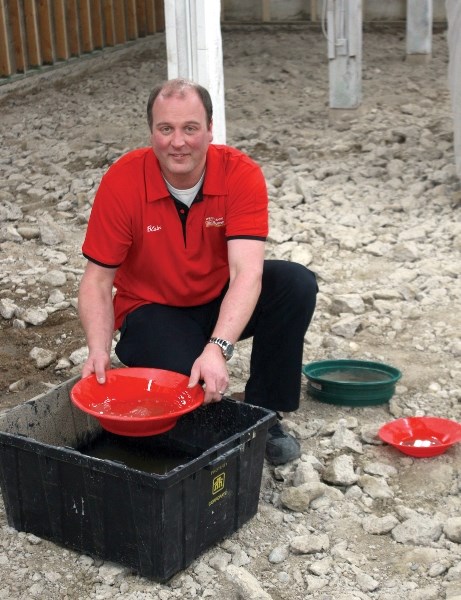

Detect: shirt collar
145,145,228,203
145,150,170,202
202,145,228,196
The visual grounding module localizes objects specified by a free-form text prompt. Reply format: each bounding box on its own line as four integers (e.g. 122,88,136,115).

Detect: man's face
150,89,213,189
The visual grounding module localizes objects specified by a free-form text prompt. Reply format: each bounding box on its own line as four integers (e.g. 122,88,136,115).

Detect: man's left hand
188,344,229,404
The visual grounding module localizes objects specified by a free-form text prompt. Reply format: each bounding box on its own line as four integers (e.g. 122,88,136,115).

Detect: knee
284,262,318,299
263,260,318,315
287,263,318,326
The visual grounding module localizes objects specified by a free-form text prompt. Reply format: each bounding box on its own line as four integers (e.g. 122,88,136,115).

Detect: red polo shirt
82,145,268,330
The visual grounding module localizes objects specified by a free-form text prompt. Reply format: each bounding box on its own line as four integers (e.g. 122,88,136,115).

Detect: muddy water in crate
319,369,393,383
79,432,197,474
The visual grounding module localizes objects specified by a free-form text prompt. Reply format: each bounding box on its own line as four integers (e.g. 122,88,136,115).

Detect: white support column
446,0,461,179
327,0,362,111
164,0,226,144
406,0,432,63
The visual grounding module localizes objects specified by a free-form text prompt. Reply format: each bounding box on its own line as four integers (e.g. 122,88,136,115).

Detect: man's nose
171,129,185,147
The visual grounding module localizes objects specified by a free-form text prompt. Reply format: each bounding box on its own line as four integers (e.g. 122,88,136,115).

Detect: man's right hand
78,261,117,385
81,350,111,384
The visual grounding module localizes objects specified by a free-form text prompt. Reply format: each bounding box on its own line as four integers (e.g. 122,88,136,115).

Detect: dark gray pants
115,260,318,412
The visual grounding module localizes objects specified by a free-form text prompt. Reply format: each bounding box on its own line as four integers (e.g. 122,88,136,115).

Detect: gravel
0,23,460,600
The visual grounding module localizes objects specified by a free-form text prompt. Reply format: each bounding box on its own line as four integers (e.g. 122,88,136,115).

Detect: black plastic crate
0,376,275,581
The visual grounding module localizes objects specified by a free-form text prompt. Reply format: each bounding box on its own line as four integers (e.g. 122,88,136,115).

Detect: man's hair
146,78,213,131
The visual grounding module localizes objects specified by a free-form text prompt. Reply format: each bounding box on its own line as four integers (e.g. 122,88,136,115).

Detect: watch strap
208,337,234,360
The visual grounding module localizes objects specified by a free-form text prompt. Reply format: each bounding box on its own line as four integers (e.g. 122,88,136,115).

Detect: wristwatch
208,337,234,361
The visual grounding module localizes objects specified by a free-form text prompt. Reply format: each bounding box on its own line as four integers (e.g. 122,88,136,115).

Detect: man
78,78,317,465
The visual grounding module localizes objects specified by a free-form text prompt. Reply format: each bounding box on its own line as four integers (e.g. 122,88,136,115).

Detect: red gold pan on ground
378,416,461,458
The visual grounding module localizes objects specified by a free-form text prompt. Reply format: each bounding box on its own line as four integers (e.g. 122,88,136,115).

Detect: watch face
223,343,234,359
209,338,234,360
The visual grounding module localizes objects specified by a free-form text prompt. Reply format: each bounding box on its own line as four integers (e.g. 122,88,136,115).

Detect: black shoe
265,420,301,465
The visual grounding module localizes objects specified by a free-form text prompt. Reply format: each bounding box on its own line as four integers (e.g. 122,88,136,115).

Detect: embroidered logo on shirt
147,225,162,233
205,216,225,228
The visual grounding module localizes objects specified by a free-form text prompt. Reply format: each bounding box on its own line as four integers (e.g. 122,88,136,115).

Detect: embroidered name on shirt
147,225,162,233
205,216,225,228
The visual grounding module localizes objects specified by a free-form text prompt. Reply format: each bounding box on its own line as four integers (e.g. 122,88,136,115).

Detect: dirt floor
0,22,460,600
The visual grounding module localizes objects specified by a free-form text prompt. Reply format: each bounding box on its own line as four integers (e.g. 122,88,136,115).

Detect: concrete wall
222,0,447,23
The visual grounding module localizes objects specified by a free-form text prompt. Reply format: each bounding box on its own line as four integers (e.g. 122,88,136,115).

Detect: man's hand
81,350,111,383
78,262,117,384
188,344,229,404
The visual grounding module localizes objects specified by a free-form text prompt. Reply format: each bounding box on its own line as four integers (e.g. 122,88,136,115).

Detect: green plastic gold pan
302,359,402,406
